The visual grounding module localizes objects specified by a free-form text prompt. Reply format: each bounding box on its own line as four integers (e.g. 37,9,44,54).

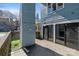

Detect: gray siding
42,3,79,24
21,3,35,47
56,3,79,20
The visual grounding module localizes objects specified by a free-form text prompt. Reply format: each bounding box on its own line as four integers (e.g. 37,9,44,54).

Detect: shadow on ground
23,44,62,56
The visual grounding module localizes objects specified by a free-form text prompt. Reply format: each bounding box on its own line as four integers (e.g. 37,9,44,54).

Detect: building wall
0,17,16,32
41,3,79,38
41,3,79,21
41,4,48,19
0,17,10,24
56,3,79,20
41,3,79,49
21,3,35,47
0,18,10,31
40,4,48,38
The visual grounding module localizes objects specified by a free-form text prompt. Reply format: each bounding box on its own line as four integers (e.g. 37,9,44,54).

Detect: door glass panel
49,25,53,41
66,23,78,49
44,27,48,39
56,24,65,45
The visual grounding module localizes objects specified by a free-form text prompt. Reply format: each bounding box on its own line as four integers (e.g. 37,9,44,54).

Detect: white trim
53,24,56,43
56,3,58,10
43,19,79,26
54,20,79,24
20,3,22,47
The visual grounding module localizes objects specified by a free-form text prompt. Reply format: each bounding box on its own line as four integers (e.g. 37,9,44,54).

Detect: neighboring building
16,17,20,30
35,21,41,33
41,3,79,49
0,10,17,31
20,3,35,47
35,13,41,39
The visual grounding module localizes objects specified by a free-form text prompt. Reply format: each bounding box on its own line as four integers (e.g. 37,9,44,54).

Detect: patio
34,39,79,56
11,39,79,56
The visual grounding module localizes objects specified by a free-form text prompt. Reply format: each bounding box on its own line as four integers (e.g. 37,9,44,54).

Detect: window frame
51,3,57,11
47,3,52,14
56,3,64,11
47,3,64,15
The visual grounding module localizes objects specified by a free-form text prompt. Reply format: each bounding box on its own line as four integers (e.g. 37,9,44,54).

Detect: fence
0,32,11,56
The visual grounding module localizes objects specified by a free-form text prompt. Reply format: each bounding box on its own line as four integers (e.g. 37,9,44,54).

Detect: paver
11,39,79,56
11,48,27,56
36,39,79,56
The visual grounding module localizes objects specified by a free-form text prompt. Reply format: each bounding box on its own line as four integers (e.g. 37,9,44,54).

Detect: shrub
11,40,20,48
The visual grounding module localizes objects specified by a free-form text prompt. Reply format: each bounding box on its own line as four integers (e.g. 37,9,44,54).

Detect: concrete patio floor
26,43,61,56
11,48,27,56
11,39,79,56
34,39,79,56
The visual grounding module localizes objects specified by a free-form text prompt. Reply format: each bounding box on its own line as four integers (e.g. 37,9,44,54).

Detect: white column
53,24,56,43
21,3,35,47
40,23,43,39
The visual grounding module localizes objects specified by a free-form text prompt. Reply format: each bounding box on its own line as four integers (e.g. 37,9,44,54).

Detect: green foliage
11,39,20,48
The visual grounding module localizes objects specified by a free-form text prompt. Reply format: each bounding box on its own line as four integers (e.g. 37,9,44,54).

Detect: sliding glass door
66,23,79,49
56,24,65,45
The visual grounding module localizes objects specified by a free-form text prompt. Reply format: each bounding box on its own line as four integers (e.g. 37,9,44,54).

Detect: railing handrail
0,31,11,48
0,31,11,56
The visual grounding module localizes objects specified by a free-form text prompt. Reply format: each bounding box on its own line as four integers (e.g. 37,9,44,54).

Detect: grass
11,39,21,49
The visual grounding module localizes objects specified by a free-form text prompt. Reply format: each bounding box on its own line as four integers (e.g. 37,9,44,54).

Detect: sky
0,3,42,18
35,3,42,19
0,3,20,16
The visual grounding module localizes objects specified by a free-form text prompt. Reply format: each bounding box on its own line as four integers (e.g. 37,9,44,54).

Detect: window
48,3,52,14
57,3,64,10
58,3,63,6
47,3,64,14
59,31,64,37
48,3,51,6
48,3,51,9
52,3,56,11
